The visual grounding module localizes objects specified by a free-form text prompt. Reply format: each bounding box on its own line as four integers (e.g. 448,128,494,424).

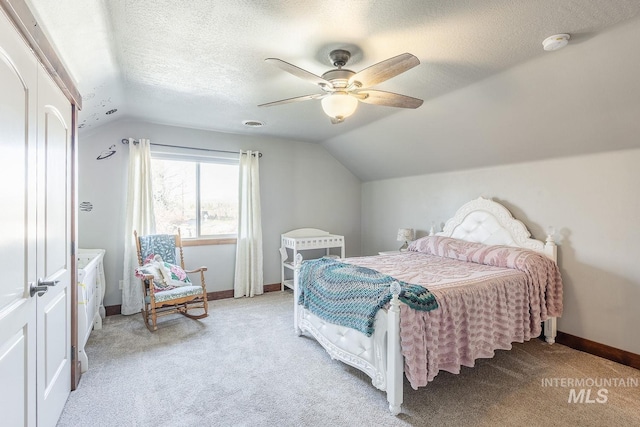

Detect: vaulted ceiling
27,0,640,180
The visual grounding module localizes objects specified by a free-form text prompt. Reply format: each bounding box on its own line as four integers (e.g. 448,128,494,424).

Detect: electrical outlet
119,279,123,290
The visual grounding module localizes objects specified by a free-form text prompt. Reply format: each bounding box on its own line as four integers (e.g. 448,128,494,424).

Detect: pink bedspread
344,236,563,389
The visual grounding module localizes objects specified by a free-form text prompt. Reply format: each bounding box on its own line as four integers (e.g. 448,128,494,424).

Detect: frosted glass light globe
321,92,358,120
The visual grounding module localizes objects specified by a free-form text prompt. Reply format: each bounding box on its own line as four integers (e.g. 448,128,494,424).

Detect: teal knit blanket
298,257,438,337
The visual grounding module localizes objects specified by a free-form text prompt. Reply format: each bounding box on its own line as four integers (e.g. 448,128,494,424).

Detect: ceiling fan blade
354,90,424,109
348,53,420,88
265,58,334,89
258,93,325,107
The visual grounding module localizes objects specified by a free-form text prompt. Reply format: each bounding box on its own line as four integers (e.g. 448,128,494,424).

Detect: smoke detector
542,34,570,51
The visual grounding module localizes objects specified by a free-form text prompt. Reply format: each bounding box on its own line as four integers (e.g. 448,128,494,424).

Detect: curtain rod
120,138,262,157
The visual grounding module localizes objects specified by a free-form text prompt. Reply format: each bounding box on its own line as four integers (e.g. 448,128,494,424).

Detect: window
150,152,239,239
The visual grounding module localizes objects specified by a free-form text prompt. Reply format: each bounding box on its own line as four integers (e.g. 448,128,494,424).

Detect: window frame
150,147,239,245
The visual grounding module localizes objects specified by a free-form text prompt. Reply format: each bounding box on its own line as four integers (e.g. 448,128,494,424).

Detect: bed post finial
544,226,558,262
390,281,401,296
294,253,304,269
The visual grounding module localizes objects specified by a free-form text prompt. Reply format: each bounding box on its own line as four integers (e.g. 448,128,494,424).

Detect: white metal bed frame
292,197,559,415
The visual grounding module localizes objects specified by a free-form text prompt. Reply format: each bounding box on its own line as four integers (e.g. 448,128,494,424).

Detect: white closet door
0,9,38,427
0,9,73,427
36,65,73,427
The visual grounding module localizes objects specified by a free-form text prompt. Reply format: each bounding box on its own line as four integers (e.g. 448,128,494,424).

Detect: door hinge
71,243,76,256
71,345,76,360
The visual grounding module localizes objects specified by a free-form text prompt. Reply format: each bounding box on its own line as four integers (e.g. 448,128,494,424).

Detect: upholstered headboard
436,197,556,261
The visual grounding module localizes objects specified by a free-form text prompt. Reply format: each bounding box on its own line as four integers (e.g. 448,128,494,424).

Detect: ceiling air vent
243,120,264,127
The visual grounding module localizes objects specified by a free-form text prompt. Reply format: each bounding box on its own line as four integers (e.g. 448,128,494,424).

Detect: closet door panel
36,65,72,427
0,9,38,427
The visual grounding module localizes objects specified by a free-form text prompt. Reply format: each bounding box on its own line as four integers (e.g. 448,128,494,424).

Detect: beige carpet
58,291,640,426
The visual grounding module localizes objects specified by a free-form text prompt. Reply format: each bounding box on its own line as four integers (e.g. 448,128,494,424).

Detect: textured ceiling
25,0,640,172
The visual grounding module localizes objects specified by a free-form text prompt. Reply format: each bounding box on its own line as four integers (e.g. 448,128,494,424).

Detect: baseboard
104,283,283,316
556,331,640,370
263,283,282,293
207,290,234,300
105,305,121,316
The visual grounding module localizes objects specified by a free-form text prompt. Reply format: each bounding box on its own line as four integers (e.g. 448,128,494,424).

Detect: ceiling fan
259,49,424,124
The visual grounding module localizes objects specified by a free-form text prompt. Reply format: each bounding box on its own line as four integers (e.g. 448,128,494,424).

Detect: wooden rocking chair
134,229,208,331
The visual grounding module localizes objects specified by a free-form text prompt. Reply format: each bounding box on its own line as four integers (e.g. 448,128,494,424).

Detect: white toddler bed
292,197,561,415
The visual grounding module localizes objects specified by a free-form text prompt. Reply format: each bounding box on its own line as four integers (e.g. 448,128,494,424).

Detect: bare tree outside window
151,158,238,238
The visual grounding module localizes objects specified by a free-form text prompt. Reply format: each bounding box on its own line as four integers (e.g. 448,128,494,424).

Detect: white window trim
150,146,239,241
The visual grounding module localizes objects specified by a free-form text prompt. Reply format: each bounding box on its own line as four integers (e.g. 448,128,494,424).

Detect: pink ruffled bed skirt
401,274,541,388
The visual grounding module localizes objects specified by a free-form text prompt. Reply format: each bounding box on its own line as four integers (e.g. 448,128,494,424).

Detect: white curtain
121,138,156,315
234,150,264,298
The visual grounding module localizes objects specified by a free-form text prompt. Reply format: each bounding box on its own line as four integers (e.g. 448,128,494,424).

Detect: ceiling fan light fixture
262,50,422,119
321,92,358,121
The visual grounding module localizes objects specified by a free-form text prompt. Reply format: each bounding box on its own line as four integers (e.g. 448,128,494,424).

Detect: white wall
361,148,640,355
323,16,640,182
78,119,361,306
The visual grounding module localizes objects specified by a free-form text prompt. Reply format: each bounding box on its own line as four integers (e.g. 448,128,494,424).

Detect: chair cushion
147,285,204,304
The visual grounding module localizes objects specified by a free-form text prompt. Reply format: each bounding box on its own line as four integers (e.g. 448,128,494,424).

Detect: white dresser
280,228,345,291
